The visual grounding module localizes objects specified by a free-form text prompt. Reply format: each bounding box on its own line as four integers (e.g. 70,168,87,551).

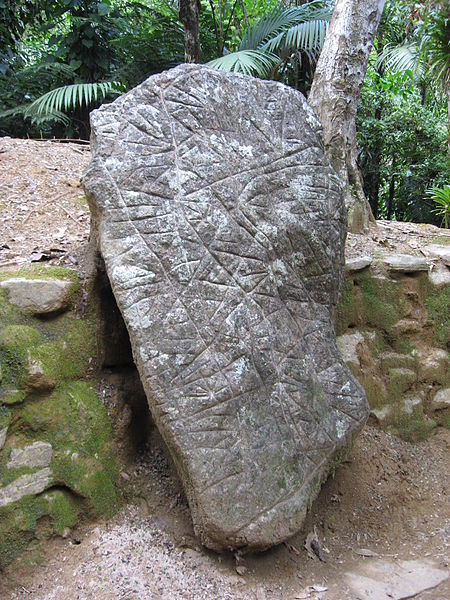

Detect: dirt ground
0,138,449,599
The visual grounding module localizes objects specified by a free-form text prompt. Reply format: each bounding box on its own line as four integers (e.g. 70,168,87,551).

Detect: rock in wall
83,64,369,551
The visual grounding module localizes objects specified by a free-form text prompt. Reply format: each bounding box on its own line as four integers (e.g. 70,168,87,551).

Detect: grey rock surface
0,468,52,507
336,331,364,372
0,278,74,315
0,427,6,450
425,244,450,266
430,387,450,411
345,256,372,272
345,559,448,600
381,254,428,272
83,64,368,551
429,264,450,288
6,441,52,470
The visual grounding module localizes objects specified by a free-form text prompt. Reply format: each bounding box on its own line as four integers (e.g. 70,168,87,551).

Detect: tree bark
178,0,201,63
308,0,385,233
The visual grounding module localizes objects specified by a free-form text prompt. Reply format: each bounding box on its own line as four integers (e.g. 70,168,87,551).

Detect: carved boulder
83,64,368,551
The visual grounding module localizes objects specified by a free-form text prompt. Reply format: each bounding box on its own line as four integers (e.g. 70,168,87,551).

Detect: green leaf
208,50,279,77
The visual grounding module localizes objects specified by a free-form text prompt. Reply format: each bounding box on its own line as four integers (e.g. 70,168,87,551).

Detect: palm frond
208,50,279,77
240,2,332,52
0,103,70,126
18,62,75,80
28,81,122,117
262,18,329,54
378,42,424,78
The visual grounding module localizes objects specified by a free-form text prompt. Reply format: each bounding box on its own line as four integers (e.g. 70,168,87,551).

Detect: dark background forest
0,0,448,226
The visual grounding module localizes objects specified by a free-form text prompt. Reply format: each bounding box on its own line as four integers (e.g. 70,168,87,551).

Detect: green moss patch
426,286,450,347
0,405,11,431
0,325,42,392
18,381,120,516
359,275,404,337
0,488,81,569
388,406,436,443
29,319,96,384
335,278,358,335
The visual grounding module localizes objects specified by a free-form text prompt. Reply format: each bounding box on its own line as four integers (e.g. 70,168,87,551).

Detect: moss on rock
335,278,358,335
18,381,120,516
388,406,436,443
359,274,404,337
0,488,81,568
29,320,95,384
0,267,122,569
0,325,42,393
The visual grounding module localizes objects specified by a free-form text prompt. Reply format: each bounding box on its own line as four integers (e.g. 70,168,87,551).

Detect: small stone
0,468,52,507
236,565,248,576
403,396,422,415
0,427,7,450
382,254,428,272
345,256,372,272
430,388,450,411
26,357,56,393
388,368,416,395
428,264,450,288
336,331,365,372
7,441,52,469
0,277,74,315
418,349,449,385
425,244,450,266
370,406,391,424
392,319,422,336
0,389,24,406
120,471,130,481
346,559,448,600
380,352,416,373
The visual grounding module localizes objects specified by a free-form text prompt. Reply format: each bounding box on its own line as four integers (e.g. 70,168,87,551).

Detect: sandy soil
0,138,449,599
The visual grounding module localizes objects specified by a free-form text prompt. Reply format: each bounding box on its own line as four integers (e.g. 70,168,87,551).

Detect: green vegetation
0,267,121,568
0,490,81,568
426,185,450,228
29,320,96,384
357,0,449,225
18,381,120,516
426,285,450,347
388,406,436,443
0,1,447,230
335,278,358,335
359,275,404,335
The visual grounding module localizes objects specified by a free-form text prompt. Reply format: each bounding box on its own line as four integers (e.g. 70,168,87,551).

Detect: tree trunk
387,156,395,221
308,0,385,233
178,0,201,63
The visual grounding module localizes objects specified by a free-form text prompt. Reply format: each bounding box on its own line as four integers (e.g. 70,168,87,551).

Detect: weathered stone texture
0,468,52,508
7,441,52,470
83,64,368,551
0,278,74,315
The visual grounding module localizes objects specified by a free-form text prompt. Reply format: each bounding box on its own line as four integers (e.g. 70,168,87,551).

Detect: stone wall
0,265,122,568
336,249,449,441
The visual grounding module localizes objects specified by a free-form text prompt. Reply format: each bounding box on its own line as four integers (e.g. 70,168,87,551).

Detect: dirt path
0,139,449,599
1,425,448,599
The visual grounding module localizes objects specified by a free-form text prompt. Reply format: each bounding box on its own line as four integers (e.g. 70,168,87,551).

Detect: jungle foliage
0,0,448,225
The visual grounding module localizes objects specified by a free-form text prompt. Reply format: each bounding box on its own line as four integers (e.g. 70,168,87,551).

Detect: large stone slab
0,468,52,508
0,278,74,315
83,64,368,551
